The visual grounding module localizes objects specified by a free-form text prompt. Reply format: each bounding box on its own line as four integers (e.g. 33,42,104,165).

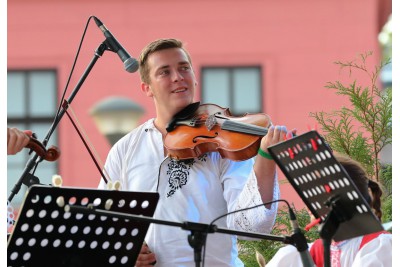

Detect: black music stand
7,185,159,267
267,131,383,266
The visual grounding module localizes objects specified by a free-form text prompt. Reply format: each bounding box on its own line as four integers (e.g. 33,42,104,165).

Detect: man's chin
175,98,194,108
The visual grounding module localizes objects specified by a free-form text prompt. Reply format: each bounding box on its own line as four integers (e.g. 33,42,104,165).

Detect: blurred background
7,0,392,209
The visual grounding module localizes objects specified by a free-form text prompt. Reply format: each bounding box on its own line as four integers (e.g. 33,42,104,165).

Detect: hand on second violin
259,125,295,151
7,127,32,155
255,125,296,206
135,243,157,267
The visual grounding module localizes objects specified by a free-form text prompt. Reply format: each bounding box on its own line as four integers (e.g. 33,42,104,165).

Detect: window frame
7,69,59,205
200,65,263,115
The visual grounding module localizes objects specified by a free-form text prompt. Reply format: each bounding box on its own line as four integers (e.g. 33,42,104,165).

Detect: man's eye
159,70,169,76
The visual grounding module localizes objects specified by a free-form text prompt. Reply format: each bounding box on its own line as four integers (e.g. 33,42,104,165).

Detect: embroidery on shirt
330,240,349,267
166,154,207,197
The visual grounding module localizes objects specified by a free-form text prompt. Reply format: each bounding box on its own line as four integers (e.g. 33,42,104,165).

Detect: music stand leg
318,194,355,267
322,238,332,267
318,209,340,267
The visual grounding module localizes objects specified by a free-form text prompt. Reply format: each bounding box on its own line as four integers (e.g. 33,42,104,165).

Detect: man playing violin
99,38,292,266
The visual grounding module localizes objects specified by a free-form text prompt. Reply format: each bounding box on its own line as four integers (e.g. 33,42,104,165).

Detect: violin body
164,103,271,161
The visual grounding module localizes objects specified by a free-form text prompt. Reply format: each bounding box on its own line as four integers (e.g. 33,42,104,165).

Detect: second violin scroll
25,137,61,162
164,103,271,161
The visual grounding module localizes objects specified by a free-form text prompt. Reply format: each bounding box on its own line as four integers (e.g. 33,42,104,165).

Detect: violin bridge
205,115,217,131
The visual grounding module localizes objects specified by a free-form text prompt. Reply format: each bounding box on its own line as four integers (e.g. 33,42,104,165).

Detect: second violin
164,102,271,161
26,137,61,162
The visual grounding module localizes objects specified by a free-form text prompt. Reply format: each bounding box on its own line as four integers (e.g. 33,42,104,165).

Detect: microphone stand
67,204,292,267
8,41,109,203
291,228,315,267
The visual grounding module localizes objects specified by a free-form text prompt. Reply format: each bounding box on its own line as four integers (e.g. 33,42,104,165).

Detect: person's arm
254,125,291,206
352,233,392,267
7,127,32,155
265,244,305,267
230,125,293,234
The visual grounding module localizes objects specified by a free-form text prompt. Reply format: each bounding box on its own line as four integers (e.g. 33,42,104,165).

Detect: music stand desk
7,185,159,267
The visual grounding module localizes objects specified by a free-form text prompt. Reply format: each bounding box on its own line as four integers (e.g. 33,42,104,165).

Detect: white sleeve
97,142,124,190
233,169,280,235
265,245,303,267
352,234,392,267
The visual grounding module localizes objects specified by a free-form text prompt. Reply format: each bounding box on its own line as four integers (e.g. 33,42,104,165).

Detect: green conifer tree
310,51,391,182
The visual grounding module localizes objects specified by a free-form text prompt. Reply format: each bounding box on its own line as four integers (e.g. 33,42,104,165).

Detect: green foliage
238,52,392,266
309,51,392,222
380,164,392,223
238,207,319,266
309,51,392,182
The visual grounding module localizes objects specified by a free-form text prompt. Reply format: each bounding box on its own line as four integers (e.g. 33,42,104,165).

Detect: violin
25,137,61,161
164,102,271,161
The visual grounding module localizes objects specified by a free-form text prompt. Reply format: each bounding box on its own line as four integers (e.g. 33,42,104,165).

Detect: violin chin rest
166,102,200,132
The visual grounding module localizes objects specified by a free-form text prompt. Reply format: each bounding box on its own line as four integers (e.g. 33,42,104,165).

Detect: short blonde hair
139,38,192,84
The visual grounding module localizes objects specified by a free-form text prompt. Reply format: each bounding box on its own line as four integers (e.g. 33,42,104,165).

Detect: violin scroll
25,137,61,161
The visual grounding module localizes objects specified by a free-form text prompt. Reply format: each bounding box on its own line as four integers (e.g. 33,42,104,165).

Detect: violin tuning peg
106,182,114,190
106,180,122,191
56,196,65,208
112,181,122,191
52,174,63,187
105,199,113,210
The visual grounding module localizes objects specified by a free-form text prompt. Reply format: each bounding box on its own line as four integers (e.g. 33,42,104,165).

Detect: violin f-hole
193,132,219,143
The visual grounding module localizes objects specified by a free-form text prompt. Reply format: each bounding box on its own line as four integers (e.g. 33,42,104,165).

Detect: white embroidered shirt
99,119,279,266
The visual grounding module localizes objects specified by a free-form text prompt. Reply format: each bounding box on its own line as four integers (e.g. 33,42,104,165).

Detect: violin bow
62,99,111,184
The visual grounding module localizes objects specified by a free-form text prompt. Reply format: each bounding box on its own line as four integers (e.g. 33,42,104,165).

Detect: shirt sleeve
265,245,303,267
231,166,280,235
352,233,392,267
98,141,124,190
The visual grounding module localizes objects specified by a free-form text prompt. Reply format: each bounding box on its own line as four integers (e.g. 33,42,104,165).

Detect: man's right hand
7,127,32,155
135,243,157,267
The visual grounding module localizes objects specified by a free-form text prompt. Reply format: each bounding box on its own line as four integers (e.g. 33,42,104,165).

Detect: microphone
289,207,316,267
93,16,139,73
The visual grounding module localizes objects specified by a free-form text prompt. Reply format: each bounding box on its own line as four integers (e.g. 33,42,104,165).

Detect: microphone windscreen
125,58,139,73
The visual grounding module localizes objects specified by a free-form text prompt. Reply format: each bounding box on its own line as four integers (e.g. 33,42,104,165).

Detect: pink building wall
8,0,391,207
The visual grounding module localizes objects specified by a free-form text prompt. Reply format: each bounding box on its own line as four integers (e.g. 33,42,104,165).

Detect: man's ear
141,82,153,97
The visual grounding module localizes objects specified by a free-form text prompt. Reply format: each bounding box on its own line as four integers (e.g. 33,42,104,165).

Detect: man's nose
172,70,184,82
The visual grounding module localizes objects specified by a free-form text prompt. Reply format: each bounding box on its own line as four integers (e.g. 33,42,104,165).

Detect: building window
201,66,262,115
7,70,58,205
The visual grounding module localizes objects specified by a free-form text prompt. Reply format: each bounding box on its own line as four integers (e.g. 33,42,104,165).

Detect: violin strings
221,120,267,136
190,115,268,136
175,117,267,137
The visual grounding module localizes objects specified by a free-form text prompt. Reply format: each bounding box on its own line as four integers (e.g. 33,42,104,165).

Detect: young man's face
141,47,197,118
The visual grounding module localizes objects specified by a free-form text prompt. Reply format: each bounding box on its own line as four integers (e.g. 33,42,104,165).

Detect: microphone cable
30,16,96,176
201,199,293,267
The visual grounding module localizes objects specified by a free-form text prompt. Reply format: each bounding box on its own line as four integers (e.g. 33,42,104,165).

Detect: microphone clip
289,229,309,252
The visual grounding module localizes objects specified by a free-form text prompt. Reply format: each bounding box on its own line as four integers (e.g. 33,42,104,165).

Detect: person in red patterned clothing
266,152,391,267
